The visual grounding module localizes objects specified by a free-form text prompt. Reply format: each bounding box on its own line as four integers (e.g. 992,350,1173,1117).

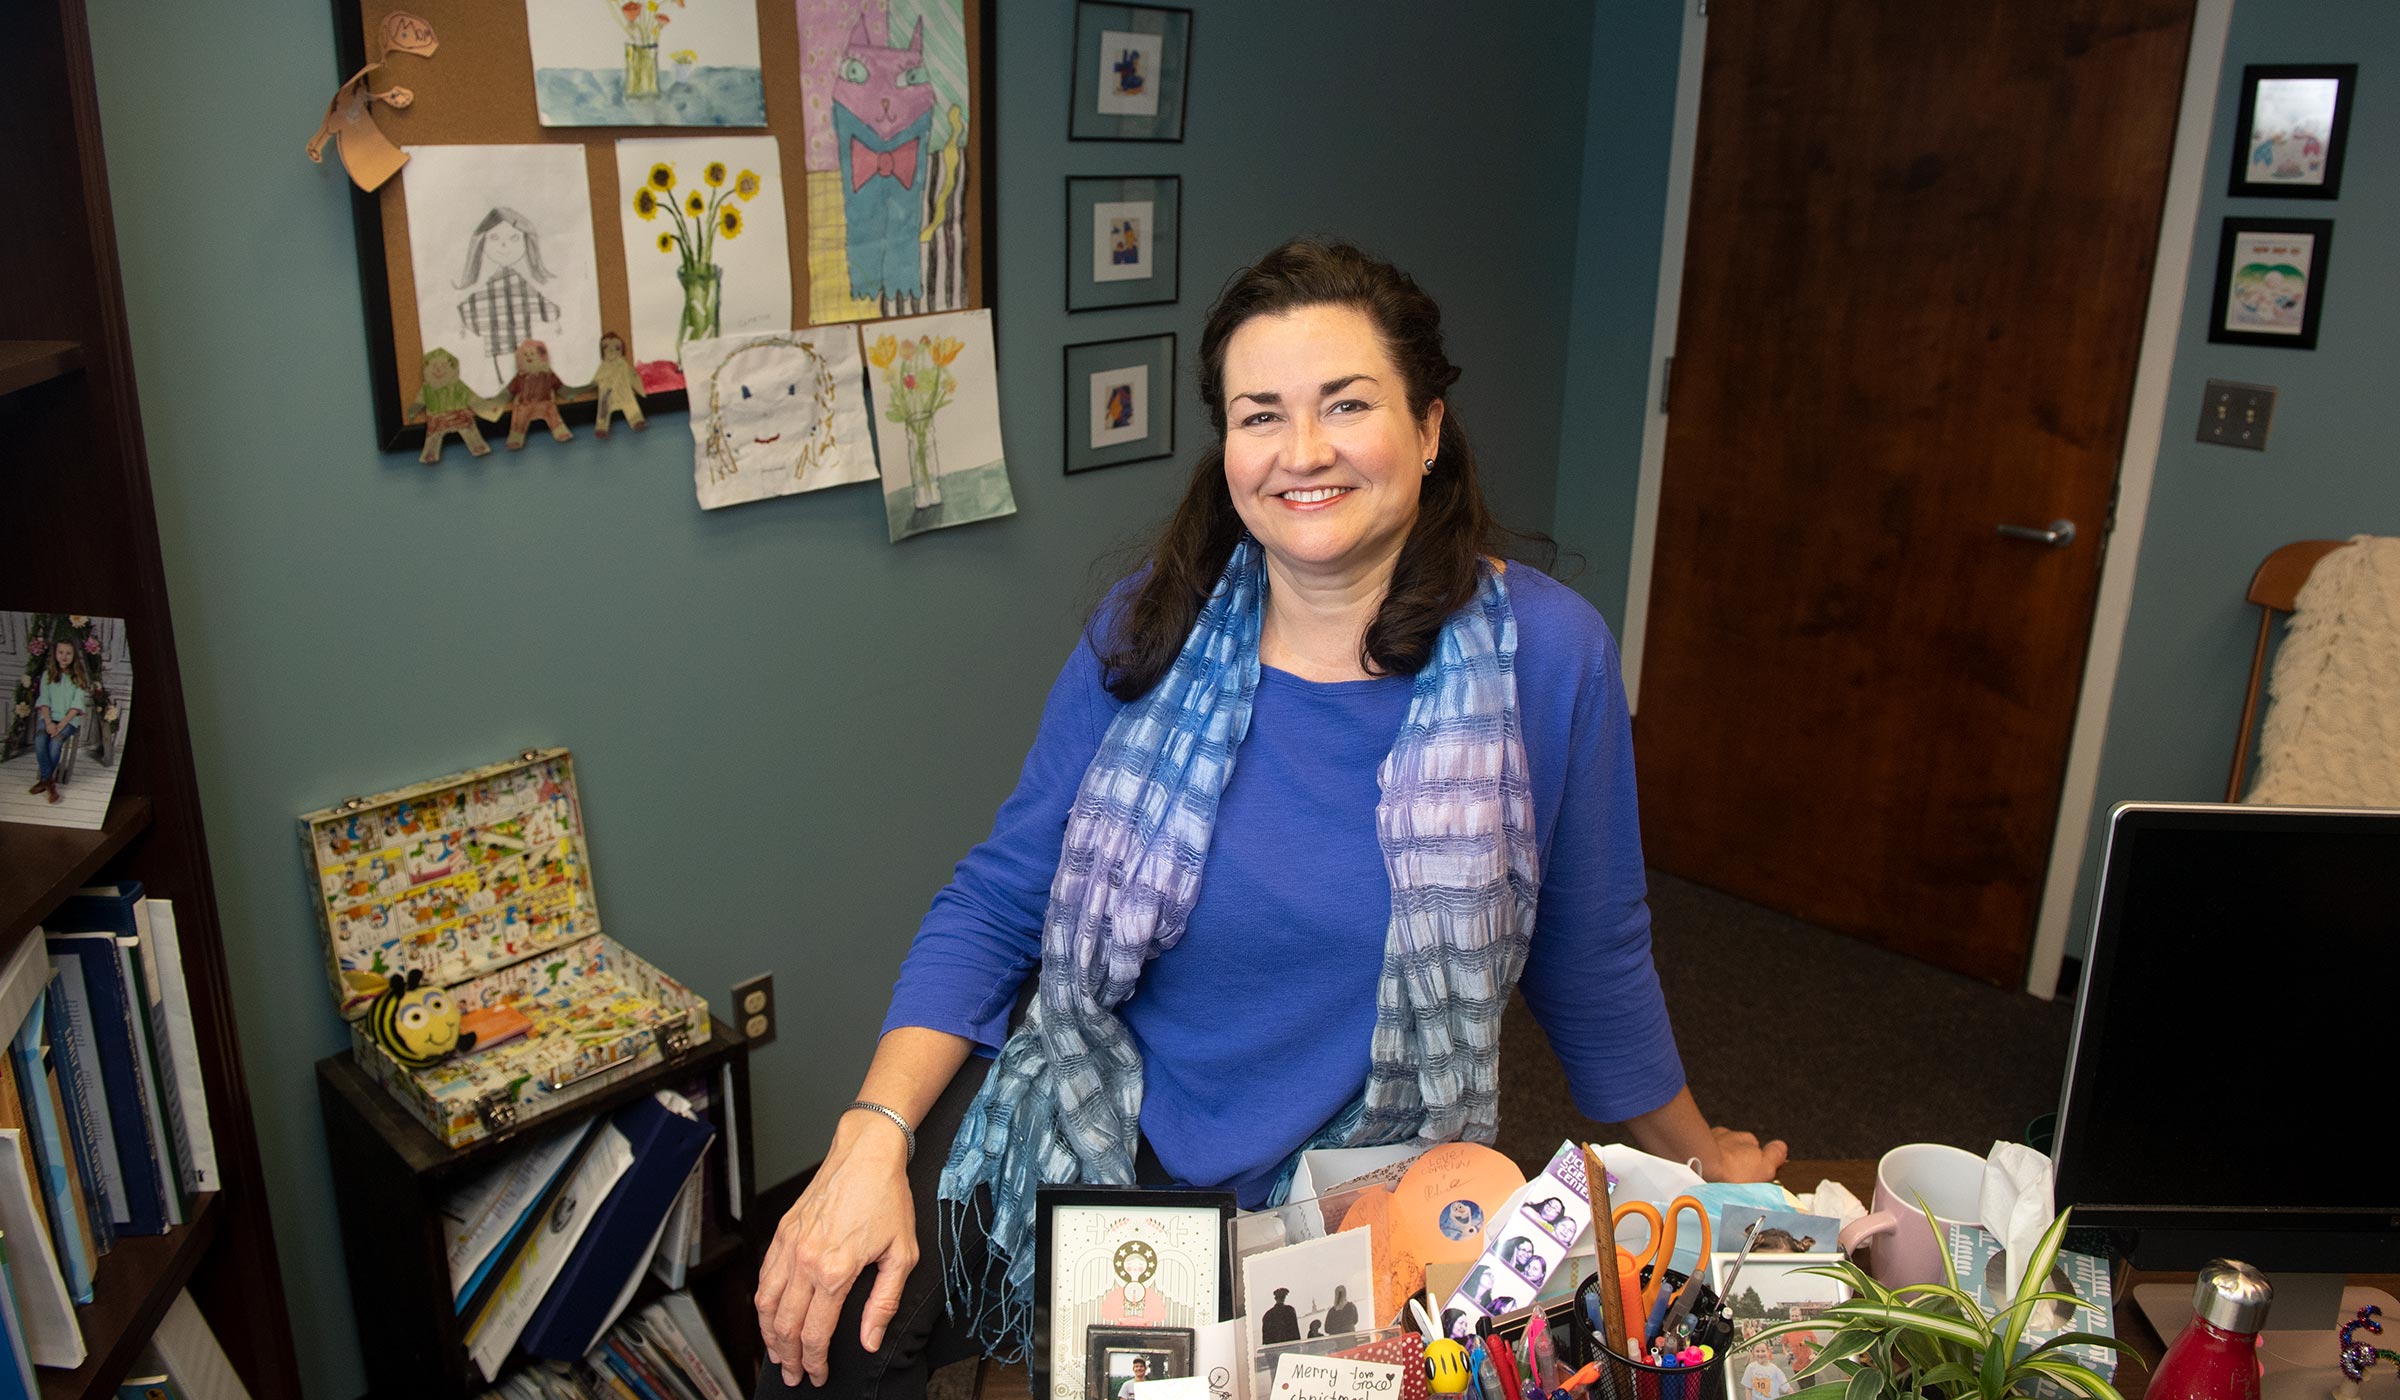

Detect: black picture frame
1064,333,1177,474
1066,176,1182,312
329,0,1001,454
2228,64,2355,199
1069,2,1194,142
1034,1186,1236,1400
2206,217,2334,350
1084,1326,1197,1400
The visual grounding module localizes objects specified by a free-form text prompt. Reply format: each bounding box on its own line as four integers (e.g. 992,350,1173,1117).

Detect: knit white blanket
2246,535,2400,806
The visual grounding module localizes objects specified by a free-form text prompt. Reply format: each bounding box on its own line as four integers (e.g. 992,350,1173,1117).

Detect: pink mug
1836,1143,1985,1287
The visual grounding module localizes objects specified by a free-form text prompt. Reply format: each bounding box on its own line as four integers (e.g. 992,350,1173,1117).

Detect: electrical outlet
2198,379,2276,450
731,973,776,1046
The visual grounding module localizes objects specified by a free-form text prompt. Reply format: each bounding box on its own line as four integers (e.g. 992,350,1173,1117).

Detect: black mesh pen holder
1583,1337,1726,1400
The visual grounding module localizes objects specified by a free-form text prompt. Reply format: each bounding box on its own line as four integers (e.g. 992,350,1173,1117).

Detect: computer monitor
2053,803,2399,1393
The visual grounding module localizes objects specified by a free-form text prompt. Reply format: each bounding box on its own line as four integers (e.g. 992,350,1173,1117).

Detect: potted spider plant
1748,1206,2138,1400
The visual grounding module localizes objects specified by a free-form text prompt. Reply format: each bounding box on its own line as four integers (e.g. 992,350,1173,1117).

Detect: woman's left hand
1708,1125,1787,1182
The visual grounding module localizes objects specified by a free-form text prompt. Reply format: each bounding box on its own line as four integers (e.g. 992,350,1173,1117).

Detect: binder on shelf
45,931,167,1234
0,1230,35,1400
0,1131,83,1369
135,899,218,1194
466,1121,636,1382
46,882,171,1235
145,1288,251,1400
10,998,95,1302
44,969,117,1253
520,1093,716,1362
116,938,184,1227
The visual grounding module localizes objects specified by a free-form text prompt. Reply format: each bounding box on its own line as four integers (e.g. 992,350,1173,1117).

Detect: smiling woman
750,240,1786,1399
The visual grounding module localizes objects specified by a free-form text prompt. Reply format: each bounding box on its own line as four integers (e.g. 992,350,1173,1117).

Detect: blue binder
518,1094,715,1360
44,883,168,1237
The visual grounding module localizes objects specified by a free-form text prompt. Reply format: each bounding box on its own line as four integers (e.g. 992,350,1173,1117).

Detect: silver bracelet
844,1100,916,1163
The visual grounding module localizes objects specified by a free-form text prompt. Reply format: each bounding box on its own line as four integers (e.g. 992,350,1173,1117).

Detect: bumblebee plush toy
367,969,477,1068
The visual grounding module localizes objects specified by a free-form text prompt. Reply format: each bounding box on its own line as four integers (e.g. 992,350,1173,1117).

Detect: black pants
754,1054,1172,1400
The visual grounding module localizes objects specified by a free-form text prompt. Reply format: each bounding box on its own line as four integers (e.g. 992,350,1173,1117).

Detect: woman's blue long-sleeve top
880,567,1685,1207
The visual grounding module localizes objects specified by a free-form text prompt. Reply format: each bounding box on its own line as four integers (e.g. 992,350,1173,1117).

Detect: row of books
477,1292,742,1400
0,882,218,1375
448,1080,727,1385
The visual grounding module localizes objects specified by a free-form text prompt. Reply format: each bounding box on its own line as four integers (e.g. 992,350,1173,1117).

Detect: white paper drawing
863,308,1016,542
1095,29,1163,116
685,327,877,509
1092,200,1154,283
615,136,792,393
1089,363,1149,449
527,0,768,127
402,144,605,396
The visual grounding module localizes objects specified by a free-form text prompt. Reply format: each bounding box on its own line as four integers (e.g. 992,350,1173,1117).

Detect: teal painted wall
2064,0,2400,954
1550,4,1685,633
80,2,1598,1393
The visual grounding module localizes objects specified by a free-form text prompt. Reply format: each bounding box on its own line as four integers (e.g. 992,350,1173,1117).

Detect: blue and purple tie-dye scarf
937,537,1540,1360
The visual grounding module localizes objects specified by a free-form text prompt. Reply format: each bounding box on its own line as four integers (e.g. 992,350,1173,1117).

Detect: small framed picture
1071,2,1194,141
2229,64,2355,199
1712,1252,1851,1400
1086,1325,1196,1400
1066,176,1182,312
1036,1186,1235,1400
2207,217,2334,350
1065,334,1176,474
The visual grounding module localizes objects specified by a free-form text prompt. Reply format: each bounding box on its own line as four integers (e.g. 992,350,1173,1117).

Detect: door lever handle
1997,519,2076,547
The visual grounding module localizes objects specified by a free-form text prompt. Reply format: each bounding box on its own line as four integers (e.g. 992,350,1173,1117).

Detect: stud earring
1422,458,1434,473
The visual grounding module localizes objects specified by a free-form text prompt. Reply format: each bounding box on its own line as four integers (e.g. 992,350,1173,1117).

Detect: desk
1790,1160,2400,1400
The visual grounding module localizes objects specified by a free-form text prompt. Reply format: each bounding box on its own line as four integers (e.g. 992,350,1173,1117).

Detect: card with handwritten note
1267,1355,1406,1400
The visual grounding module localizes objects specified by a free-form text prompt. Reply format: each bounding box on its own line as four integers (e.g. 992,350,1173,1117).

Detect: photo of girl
1,612,132,830
1525,1196,1582,1245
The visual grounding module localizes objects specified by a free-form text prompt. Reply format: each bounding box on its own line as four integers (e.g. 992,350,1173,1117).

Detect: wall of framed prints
332,0,992,451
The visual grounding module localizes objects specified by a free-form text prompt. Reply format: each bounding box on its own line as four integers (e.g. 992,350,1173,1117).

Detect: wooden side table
317,1023,760,1398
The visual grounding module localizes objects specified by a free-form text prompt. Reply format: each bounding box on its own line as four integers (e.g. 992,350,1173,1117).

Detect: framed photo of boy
1070,2,1193,141
2206,217,2334,350
1065,334,1176,474
1035,1186,1235,1400
1086,1325,1197,1400
1067,176,1182,312
2228,64,2355,199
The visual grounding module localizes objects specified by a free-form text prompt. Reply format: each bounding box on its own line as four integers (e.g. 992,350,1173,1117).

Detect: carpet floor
1495,869,2080,1169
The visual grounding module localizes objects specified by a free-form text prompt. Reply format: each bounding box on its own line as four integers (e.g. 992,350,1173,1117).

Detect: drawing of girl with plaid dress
454,208,559,384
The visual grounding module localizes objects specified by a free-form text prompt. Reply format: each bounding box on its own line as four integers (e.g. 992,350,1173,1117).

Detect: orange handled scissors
1611,1195,1711,1316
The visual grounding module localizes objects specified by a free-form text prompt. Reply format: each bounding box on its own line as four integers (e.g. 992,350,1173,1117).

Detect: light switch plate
731,972,776,1046
2198,379,2276,450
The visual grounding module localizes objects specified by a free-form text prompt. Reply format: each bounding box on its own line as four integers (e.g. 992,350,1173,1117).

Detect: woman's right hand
755,1112,918,1388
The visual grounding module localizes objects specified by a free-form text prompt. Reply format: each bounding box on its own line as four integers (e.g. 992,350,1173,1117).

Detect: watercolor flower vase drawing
633,159,760,359
613,0,678,99
868,332,962,510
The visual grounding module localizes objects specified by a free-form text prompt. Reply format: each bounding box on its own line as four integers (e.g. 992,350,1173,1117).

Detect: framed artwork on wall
1070,2,1193,141
2206,217,2333,350
1034,1186,1235,1400
1064,333,1176,474
1067,176,1181,311
2228,64,2356,199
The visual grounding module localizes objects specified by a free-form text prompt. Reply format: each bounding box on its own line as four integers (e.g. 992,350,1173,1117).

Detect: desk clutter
0,883,231,1381
1030,1140,2126,1400
300,748,713,1148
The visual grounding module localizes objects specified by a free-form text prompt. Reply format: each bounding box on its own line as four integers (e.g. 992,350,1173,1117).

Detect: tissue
1979,1141,2056,1296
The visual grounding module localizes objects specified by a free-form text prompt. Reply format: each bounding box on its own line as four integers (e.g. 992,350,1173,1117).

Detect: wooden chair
2226,539,2351,801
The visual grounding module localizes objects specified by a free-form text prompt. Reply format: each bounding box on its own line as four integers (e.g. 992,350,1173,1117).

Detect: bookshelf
0,0,302,1395
316,1023,759,1399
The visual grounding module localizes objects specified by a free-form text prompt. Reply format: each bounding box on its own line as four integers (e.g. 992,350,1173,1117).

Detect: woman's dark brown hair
1098,237,1546,701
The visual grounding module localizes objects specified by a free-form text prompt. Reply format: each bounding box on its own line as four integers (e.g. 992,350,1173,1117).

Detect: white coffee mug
1836,1143,1986,1287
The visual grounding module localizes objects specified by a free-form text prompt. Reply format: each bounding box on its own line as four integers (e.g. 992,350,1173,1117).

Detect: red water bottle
2152,1260,2272,1400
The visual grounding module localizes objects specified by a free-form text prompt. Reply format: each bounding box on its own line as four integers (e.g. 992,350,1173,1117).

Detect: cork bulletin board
332,0,993,452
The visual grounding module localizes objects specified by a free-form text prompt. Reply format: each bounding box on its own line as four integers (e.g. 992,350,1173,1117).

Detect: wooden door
1634,1,2194,986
